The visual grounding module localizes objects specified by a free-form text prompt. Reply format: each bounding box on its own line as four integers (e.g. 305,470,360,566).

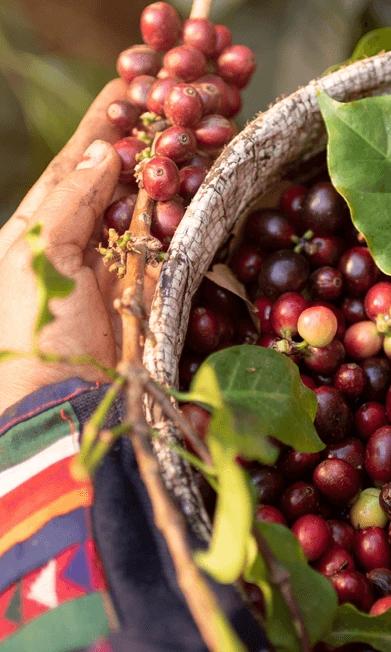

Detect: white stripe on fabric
0,434,80,498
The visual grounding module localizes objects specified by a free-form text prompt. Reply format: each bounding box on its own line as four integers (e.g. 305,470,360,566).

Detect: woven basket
144,51,391,541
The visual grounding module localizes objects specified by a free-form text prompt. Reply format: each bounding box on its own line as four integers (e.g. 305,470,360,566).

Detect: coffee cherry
202,278,241,315
297,306,337,347
237,318,259,344
300,375,317,390
387,388,391,422
224,84,242,118
343,322,383,360
310,300,346,341
185,306,220,354
327,520,355,552
304,235,346,268
259,250,309,298
185,151,213,169
291,514,330,561
163,45,207,82
151,198,185,251
256,504,287,526
179,352,203,388
370,595,391,615
324,438,365,474
354,527,391,571
380,483,391,518
253,296,273,333
192,82,222,115
194,114,232,149
367,569,391,597
301,182,346,234
107,100,140,130
182,18,216,58
146,76,178,115
304,340,345,376
117,45,161,83
334,363,366,397
314,387,353,443
350,488,388,529
213,25,232,58
315,546,355,577
279,185,307,229
164,84,203,127
270,291,308,338
330,571,374,611
127,75,156,110
339,247,378,297
140,2,181,51
279,450,320,480
251,467,285,505
365,281,391,322
155,126,197,163
180,403,210,441
114,136,147,182
142,156,180,201
355,402,388,441
179,165,208,200
341,296,366,325
309,266,343,301
279,481,319,522
231,244,265,283
365,426,391,486
103,195,137,236
361,356,391,402
313,459,361,505
216,45,256,89
244,209,295,251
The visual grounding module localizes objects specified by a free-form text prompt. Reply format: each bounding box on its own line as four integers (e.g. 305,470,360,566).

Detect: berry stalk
190,0,213,19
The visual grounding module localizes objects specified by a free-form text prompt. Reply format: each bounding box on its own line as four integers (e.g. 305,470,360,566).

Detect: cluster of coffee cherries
100,1,256,264
179,179,391,638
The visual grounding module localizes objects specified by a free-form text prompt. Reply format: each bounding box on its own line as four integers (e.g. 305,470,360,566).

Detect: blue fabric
2,379,270,652
0,508,89,594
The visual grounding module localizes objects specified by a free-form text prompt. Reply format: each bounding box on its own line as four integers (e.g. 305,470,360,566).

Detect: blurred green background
0,0,389,227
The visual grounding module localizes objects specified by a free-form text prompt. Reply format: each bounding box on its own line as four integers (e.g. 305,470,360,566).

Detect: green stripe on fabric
0,593,110,652
0,403,79,473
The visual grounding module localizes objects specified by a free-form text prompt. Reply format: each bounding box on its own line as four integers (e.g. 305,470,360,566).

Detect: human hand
0,79,160,414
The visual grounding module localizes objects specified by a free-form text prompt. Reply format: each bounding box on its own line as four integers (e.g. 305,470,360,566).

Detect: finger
32,140,121,265
0,78,128,254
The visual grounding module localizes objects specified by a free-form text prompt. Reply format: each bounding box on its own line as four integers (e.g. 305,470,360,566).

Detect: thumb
34,140,121,251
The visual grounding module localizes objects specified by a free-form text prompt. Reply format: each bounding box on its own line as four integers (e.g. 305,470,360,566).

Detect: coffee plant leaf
323,604,391,650
203,346,323,452
181,362,224,410
26,223,75,334
323,27,391,75
318,90,391,274
194,404,254,584
256,522,338,649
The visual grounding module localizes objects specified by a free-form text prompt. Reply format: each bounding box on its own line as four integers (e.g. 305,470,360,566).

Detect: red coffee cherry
140,2,182,52
216,45,256,89
117,45,161,83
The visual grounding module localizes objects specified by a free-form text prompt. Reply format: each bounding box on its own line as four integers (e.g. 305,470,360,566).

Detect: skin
0,78,160,413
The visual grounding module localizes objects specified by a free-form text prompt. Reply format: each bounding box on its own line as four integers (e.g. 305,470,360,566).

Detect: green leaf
194,404,254,584
323,28,391,76
26,223,75,335
249,523,337,650
318,90,391,274
323,604,391,651
192,346,322,453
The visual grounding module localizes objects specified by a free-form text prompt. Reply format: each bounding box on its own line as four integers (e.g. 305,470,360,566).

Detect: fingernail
76,140,110,169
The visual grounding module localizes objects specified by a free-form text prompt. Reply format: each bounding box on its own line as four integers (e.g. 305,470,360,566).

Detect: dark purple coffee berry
309,266,343,301
313,459,361,505
314,387,353,443
301,181,346,235
244,209,295,251
279,481,319,522
338,247,378,297
258,250,309,298
185,306,220,354
365,426,391,486
334,363,366,397
103,195,137,236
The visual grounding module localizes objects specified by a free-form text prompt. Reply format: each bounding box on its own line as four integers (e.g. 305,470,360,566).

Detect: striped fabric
0,399,114,651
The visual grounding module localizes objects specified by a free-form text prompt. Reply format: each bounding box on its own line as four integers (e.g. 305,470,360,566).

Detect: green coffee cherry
350,487,388,529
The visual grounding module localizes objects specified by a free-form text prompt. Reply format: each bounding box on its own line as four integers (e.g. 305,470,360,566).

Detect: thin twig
252,526,310,652
145,378,213,467
190,0,213,19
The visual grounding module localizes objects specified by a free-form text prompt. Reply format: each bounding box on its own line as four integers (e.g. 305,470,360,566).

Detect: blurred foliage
0,0,114,226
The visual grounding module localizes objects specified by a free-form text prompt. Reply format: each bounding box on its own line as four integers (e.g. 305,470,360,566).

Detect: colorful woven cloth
0,393,113,651
0,378,269,652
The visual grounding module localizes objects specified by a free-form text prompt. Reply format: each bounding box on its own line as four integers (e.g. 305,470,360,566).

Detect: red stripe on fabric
0,457,92,540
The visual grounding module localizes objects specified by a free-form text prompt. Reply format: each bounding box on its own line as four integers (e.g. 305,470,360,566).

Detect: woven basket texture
144,51,391,540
